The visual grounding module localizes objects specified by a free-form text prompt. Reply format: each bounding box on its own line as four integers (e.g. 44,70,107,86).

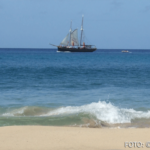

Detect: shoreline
0,126,150,150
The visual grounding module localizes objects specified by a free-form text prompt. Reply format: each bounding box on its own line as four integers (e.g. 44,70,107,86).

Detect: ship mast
80,15,84,47
69,21,72,46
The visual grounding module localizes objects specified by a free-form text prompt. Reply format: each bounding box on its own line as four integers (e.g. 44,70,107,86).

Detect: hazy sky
0,0,150,49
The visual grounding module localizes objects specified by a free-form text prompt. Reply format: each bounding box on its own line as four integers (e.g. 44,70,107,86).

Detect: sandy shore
0,126,150,150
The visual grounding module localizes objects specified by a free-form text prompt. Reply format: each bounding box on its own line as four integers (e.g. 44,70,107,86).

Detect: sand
0,126,150,150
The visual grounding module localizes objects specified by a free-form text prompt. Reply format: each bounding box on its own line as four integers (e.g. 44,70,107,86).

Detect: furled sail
71,29,79,46
60,33,69,46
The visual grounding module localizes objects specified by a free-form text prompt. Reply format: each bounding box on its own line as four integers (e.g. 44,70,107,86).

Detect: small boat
122,50,129,53
50,16,97,52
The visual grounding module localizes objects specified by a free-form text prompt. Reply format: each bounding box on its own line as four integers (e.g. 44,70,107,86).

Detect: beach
1,49,150,149
0,126,150,150
1,0,150,148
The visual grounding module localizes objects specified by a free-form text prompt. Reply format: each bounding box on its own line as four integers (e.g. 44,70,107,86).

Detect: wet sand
0,126,150,150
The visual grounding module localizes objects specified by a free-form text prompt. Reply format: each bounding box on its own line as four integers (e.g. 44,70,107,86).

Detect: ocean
0,48,150,128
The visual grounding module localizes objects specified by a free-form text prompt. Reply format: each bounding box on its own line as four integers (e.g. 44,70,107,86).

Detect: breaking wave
2,101,150,124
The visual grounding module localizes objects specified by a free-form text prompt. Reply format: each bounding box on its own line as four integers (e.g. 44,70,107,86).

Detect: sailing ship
50,16,97,52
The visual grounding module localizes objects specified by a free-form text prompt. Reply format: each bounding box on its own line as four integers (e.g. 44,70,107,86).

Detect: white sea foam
64,51,71,53
2,101,150,124
41,101,150,124
2,107,27,117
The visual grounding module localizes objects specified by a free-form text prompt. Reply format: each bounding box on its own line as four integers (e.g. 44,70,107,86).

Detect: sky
0,0,150,49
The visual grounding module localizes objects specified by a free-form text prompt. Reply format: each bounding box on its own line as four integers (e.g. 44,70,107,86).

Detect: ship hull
58,47,96,52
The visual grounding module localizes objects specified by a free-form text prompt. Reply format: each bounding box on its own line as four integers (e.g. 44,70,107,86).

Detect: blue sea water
0,48,150,128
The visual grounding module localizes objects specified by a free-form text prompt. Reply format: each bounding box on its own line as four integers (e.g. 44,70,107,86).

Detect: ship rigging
50,16,97,52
